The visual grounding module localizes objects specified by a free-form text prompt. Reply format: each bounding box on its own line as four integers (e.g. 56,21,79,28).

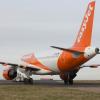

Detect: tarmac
0,80,100,93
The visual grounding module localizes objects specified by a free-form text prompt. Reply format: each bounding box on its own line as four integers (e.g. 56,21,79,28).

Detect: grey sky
0,0,100,80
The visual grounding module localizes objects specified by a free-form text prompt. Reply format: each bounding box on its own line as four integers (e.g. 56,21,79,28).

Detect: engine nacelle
3,68,17,80
84,47,99,58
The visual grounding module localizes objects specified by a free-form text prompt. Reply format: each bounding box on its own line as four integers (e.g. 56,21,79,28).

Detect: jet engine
3,68,17,80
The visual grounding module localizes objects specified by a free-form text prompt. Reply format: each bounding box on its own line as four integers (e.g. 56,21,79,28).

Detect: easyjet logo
77,4,93,43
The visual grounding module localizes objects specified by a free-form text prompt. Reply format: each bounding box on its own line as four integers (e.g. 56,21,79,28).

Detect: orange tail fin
73,1,95,51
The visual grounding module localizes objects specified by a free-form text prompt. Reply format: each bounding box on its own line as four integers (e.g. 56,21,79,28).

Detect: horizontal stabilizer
51,46,84,54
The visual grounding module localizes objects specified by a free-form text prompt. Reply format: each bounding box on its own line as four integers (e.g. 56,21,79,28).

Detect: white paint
84,47,96,58
38,53,60,72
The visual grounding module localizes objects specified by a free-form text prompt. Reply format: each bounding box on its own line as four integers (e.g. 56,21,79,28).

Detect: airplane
0,0,99,85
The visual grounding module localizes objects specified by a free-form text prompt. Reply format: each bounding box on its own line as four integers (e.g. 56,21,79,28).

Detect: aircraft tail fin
73,1,95,51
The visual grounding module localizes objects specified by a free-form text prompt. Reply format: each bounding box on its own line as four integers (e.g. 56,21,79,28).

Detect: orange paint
73,1,95,51
22,53,51,71
3,70,11,80
58,51,88,72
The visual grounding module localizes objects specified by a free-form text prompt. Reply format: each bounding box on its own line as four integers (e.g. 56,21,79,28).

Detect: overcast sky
0,0,100,80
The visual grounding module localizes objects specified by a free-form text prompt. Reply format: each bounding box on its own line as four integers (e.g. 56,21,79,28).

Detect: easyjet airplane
0,0,99,85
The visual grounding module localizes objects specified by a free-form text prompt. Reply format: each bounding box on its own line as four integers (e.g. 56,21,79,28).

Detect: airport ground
0,80,100,100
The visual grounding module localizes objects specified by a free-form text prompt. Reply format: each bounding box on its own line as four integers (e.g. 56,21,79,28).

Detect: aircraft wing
80,64,100,68
0,61,40,71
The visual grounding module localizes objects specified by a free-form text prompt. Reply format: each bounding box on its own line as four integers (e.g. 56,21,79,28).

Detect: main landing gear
24,78,34,85
15,68,34,85
64,79,73,85
60,71,77,85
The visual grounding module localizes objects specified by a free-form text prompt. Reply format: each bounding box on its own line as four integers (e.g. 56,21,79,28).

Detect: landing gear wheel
24,78,34,85
28,78,34,85
69,79,73,85
64,79,73,85
64,80,68,85
24,78,29,84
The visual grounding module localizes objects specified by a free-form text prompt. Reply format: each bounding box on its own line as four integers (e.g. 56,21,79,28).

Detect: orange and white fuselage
22,47,98,75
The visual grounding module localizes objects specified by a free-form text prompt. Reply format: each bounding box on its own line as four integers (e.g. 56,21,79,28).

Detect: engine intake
3,68,17,80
